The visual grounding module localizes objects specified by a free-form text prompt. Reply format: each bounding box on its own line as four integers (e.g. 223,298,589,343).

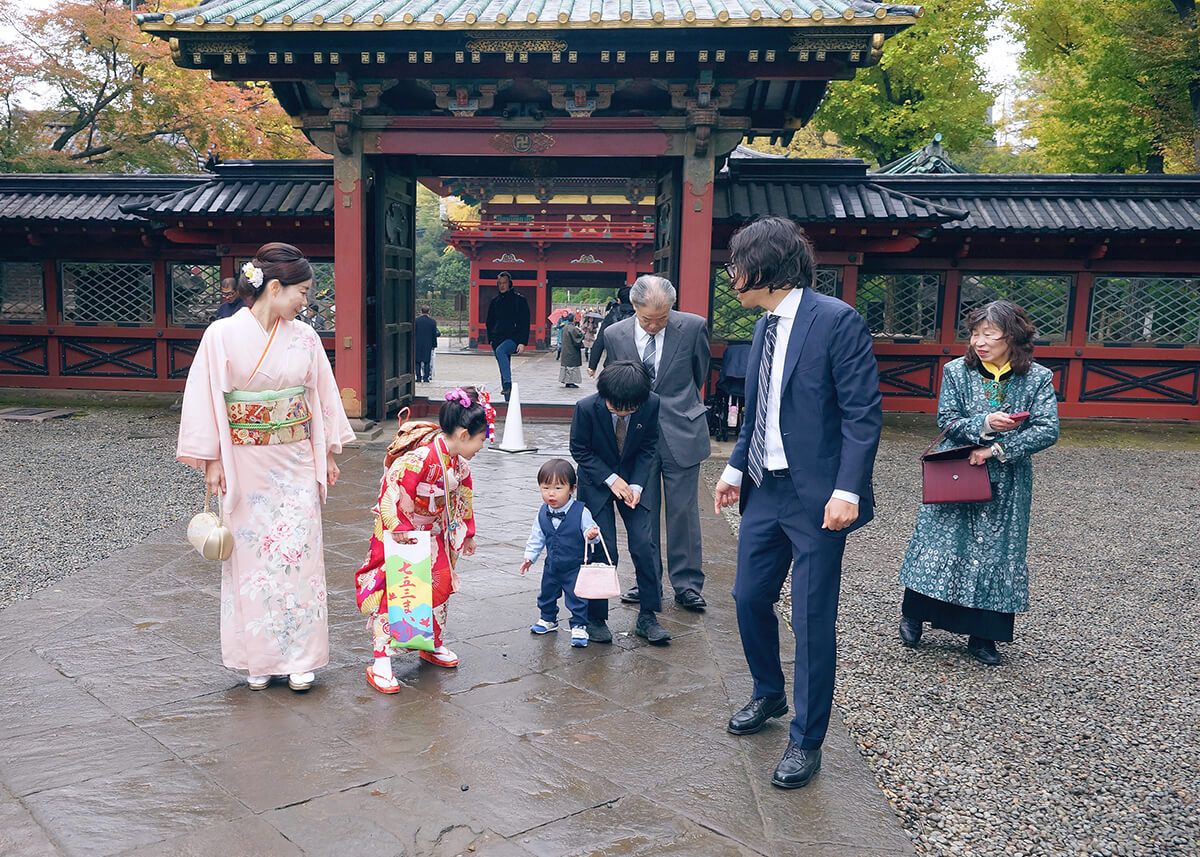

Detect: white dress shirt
720,288,860,506
633,321,664,379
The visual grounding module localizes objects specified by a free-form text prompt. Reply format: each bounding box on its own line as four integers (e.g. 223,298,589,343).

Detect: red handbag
920,426,993,504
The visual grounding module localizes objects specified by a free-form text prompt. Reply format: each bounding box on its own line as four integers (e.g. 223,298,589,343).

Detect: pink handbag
573,532,621,600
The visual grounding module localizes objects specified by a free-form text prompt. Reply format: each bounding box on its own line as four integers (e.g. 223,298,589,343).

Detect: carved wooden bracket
546,83,615,118
310,75,397,155
424,82,501,117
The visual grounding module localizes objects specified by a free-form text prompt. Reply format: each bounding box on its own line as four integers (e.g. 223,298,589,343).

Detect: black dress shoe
772,742,822,789
634,614,671,645
899,617,923,647
620,586,640,604
967,636,1001,666
586,620,613,644
727,695,788,735
674,590,707,612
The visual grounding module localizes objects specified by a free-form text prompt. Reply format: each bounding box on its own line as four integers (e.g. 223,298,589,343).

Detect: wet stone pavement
0,424,912,857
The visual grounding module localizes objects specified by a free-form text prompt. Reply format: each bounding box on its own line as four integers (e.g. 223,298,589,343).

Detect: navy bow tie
547,509,567,520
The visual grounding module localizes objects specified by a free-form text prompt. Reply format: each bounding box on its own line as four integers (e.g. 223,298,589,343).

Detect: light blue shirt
523,498,600,562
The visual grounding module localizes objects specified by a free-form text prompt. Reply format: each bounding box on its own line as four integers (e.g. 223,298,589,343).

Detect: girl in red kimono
355,388,488,693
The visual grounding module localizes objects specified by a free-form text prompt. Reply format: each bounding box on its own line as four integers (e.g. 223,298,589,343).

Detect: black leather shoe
620,586,640,604
586,620,613,644
674,590,707,612
899,617,923,647
967,636,1001,666
772,742,822,789
501,384,512,400
635,614,672,645
727,695,789,735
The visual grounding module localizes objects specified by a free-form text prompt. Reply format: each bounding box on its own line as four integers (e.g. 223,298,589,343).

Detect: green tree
434,248,469,294
812,0,999,165
1011,0,1200,172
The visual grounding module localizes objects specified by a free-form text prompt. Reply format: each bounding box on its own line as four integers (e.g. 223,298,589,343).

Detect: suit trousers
537,564,588,628
733,472,846,749
643,440,704,596
586,498,663,621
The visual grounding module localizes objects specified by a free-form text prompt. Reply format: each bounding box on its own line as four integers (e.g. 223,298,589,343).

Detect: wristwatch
990,442,1007,463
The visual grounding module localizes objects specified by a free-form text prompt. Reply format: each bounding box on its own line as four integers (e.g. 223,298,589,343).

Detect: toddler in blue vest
520,458,600,648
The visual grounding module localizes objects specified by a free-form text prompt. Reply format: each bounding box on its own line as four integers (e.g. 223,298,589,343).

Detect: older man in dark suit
591,275,711,611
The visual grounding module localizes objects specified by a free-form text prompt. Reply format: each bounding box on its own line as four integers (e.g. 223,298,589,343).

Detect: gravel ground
0,406,197,609
705,424,1200,857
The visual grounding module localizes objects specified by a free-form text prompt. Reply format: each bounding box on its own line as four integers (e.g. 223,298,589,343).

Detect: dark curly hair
964,300,1037,375
727,216,816,293
237,242,314,305
439,386,488,437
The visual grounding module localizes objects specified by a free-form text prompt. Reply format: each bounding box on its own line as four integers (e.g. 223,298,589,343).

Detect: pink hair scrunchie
444,388,472,408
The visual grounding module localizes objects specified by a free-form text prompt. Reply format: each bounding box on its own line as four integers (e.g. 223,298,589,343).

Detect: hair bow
444,388,472,408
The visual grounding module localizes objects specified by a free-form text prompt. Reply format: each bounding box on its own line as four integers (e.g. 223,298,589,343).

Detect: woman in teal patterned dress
898,301,1060,665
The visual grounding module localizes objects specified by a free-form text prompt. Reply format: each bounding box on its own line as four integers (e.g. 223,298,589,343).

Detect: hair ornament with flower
241,261,265,291
477,388,497,442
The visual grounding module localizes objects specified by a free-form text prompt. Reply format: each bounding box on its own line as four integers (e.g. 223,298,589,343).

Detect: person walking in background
587,286,635,375
898,300,1060,666
485,272,530,400
582,312,599,363
593,275,712,611
415,305,440,383
714,216,882,790
559,313,584,389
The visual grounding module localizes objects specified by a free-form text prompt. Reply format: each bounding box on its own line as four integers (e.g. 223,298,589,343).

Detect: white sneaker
570,627,589,648
530,619,559,635
287,671,315,691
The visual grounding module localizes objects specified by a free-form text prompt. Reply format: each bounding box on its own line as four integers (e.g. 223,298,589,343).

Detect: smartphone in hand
1008,411,1031,424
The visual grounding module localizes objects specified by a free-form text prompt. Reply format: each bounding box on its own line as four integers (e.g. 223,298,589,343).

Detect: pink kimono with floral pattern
177,307,355,675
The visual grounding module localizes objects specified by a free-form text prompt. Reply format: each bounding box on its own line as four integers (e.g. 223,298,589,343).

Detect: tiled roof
0,175,203,224
138,0,923,30
874,175,1200,233
123,161,335,218
874,133,967,175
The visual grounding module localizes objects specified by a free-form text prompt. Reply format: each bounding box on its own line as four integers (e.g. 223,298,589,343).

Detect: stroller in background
706,343,751,442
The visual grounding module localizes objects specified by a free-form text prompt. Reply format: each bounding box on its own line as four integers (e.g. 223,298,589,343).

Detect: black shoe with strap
727,695,789,735
967,636,1001,666
772,742,822,789
620,586,640,604
899,617,923,647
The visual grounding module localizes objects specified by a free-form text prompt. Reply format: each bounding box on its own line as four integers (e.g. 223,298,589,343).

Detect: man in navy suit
570,361,671,645
714,217,882,789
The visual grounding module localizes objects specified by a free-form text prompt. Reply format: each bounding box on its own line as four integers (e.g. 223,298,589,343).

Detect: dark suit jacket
729,290,882,533
569,392,660,514
414,314,440,359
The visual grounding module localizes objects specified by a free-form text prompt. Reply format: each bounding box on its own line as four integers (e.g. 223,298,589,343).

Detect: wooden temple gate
137,0,922,420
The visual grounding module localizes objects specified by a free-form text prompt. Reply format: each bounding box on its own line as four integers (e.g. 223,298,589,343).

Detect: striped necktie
747,314,780,488
642,334,656,382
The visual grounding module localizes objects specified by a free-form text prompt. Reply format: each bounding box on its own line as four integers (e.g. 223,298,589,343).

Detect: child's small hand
585,526,600,541
519,559,532,575
624,489,641,509
609,476,629,499
390,531,418,545
462,536,476,556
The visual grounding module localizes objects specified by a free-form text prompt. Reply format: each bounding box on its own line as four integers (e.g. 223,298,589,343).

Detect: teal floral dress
899,358,1060,640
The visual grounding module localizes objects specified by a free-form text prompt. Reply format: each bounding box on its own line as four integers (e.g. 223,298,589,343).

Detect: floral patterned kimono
354,435,475,656
899,357,1060,639
177,307,355,675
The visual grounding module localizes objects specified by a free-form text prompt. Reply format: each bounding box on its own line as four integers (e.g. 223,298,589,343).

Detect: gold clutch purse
188,490,234,562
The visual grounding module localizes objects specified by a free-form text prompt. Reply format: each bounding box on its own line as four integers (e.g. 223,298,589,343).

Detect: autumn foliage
0,0,318,172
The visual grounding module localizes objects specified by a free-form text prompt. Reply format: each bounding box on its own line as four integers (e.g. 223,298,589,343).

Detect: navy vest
538,501,586,577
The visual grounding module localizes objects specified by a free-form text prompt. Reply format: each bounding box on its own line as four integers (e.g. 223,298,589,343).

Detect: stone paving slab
0,424,912,857
417,349,597,405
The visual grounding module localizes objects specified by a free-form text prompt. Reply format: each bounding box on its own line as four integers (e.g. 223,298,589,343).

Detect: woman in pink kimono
177,242,355,692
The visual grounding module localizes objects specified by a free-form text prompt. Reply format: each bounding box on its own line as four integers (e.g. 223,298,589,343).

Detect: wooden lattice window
958,273,1072,344
0,262,45,323
856,272,942,341
1089,276,1200,346
60,262,154,326
169,263,223,326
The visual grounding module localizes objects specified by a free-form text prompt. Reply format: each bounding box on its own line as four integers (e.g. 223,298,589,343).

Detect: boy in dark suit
715,217,882,790
569,361,670,645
